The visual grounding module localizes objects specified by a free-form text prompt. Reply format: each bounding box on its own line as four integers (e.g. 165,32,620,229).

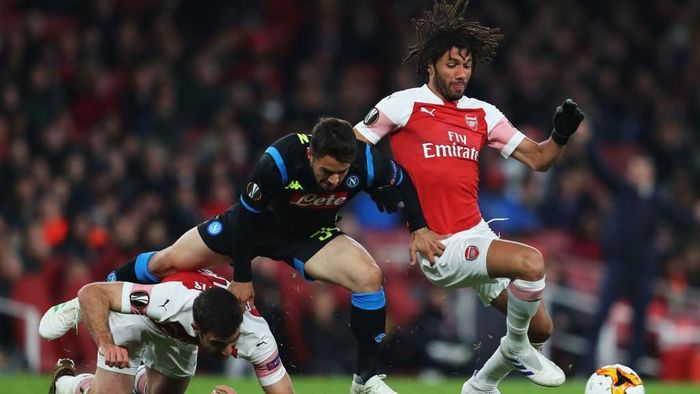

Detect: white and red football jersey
355,85,525,234
120,270,285,385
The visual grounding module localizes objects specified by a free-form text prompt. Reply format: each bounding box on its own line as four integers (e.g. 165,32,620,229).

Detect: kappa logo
246,182,262,200
465,245,480,261
465,114,479,130
285,180,303,190
420,107,436,117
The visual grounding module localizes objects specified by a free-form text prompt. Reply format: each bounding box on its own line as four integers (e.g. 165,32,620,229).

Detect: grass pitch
2,374,699,393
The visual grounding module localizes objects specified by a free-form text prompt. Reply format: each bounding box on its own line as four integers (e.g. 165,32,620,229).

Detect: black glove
551,98,585,145
368,185,404,213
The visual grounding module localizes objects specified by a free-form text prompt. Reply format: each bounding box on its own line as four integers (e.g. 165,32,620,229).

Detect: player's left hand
212,385,237,394
551,98,585,145
409,227,447,266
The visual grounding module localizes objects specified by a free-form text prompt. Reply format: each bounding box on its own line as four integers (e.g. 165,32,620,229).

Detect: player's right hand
409,227,447,266
98,343,130,369
228,281,255,309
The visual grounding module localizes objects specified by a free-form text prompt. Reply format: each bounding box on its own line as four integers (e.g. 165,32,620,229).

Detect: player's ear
427,63,435,78
306,147,313,161
191,322,199,333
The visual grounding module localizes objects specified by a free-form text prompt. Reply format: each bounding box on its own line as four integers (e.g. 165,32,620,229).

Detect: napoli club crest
464,245,480,261
345,175,360,188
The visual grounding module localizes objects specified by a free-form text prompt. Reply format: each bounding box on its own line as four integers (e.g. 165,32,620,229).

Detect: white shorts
97,313,198,378
419,219,510,305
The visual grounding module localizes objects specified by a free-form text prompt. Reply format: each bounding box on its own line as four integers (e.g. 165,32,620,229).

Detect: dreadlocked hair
403,0,504,83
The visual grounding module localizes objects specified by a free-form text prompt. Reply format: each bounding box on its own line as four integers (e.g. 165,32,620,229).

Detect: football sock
505,278,545,352
472,348,512,390
473,340,547,389
55,373,93,394
134,366,148,393
350,288,387,383
108,251,160,284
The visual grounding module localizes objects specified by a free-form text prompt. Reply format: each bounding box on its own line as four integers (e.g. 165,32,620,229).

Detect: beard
435,74,466,101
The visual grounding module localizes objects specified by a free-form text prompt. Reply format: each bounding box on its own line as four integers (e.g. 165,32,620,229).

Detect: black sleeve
394,164,427,232
230,203,257,282
231,153,283,282
367,144,427,232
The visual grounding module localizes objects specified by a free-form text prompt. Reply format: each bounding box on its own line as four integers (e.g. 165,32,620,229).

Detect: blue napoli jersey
239,133,403,235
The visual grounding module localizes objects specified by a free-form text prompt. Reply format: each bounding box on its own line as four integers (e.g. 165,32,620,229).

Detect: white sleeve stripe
120,282,134,313
355,125,381,144
258,366,287,387
501,133,526,159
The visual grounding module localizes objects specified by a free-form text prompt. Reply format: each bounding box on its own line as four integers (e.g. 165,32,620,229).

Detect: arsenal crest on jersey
465,114,479,130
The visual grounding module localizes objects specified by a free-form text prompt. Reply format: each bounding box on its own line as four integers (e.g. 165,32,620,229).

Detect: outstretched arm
77,282,130,368
511,99,585,171
365,146,446,264
510,136,566,172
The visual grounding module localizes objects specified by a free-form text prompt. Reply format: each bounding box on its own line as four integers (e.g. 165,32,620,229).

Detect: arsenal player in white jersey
40,270,294,394
354,1,584,393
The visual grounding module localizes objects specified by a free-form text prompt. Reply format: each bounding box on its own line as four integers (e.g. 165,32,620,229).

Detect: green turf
1,374,698,393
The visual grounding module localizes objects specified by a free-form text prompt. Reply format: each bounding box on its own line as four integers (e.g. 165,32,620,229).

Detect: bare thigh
145,367,191,394
486,239,544,281
303,235,382,293
149,227,232,278
87,367,134,394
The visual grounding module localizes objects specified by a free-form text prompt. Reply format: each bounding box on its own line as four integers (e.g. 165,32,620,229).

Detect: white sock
472,340,548,389
134,366,148,394
55,373,94,394
505,278,545,352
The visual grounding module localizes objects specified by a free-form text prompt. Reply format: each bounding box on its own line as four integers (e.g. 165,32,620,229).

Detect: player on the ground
41,269,294,394
104,117,445,393
353,1,584,393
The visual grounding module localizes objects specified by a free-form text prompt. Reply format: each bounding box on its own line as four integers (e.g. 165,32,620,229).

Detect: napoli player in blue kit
107,117,445,393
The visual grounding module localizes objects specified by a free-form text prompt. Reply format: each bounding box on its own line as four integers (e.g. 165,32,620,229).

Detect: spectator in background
0,0,698,379
583,129,700,373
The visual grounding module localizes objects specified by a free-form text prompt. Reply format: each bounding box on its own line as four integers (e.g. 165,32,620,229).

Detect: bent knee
517,248,545,281
353,263,383,293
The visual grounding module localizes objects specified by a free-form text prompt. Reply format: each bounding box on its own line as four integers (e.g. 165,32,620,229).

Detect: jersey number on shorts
310,227,340,241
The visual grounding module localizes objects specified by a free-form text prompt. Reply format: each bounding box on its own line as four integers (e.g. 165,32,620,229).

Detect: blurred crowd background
0,0,699,382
